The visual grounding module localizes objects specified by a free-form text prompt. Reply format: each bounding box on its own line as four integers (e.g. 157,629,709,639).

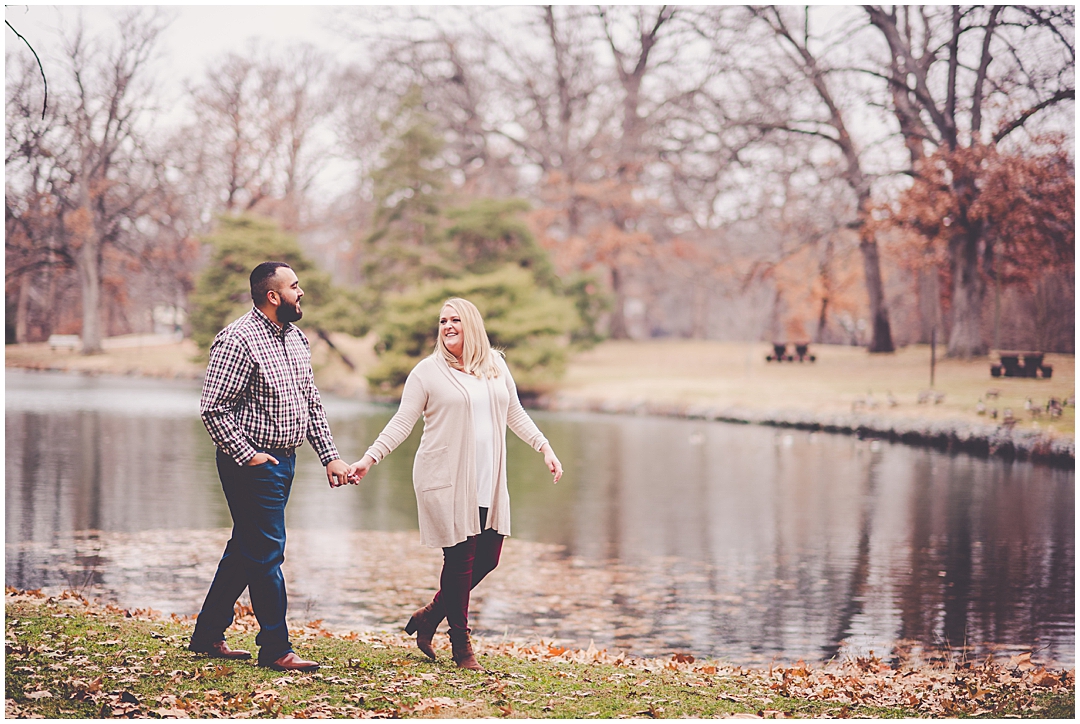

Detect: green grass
6,591,1072,719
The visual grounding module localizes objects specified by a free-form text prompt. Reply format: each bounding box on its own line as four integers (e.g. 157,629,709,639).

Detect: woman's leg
470,525,504,589
439,533,477,637
427,508,503,622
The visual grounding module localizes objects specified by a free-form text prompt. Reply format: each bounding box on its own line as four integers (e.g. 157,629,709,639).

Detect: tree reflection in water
5,370,1074,666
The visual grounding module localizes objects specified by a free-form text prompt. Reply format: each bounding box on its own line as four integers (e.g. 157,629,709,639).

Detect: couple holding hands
187,262,562,673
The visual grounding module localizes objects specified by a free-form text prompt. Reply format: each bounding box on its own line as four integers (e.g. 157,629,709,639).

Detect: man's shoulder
216,311,255,339
210,310,262,352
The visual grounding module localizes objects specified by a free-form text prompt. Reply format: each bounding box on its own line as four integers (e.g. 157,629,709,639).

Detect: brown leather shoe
190,640,252,660
261,651,319,672
404,601,443,660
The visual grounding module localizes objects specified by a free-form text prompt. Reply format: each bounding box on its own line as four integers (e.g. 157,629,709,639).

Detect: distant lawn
555,341,1075,438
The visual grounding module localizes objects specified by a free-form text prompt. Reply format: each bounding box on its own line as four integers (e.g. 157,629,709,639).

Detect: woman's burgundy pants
430,507,503,636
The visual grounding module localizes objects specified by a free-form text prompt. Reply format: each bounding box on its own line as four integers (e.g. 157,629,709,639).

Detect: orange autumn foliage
883,140,1074,291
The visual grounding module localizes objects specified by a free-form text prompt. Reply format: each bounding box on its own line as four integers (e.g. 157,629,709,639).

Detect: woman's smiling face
439,304,464,358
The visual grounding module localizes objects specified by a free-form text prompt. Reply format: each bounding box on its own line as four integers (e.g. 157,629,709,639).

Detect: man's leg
239,451,296,665
189,451,256,651
191,449,296,664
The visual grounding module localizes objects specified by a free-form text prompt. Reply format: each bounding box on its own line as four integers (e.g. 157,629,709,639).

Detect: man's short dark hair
250,261,292,305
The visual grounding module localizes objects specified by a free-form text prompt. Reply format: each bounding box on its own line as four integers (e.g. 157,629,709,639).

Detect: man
188,261,351,672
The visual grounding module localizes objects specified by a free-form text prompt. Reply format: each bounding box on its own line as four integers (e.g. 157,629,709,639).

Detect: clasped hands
326,455,374,488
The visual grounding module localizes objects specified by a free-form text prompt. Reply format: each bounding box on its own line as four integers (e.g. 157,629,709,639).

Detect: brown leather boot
404,601,443,660
449,629,482,671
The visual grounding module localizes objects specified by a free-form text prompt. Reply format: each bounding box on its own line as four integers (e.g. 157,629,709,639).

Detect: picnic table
766,342,816,363
991,351,1052,379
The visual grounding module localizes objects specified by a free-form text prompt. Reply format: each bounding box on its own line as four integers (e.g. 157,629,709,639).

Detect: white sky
5,4,351,97
6,4,368,195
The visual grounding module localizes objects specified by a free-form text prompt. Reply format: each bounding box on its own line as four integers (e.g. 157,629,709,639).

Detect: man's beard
278,299,303,323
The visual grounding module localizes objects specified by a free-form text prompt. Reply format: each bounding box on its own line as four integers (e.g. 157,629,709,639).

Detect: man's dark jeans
190,449,296,664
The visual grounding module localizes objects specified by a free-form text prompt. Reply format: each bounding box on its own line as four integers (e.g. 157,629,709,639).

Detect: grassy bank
550,341,1075,439
6,336,1074,442
6,590,1073,719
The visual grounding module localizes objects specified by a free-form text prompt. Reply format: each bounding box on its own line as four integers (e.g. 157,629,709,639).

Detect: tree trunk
858,228,895,353
815,296,829,343
946,232,987,358
15,273,32,344
76,163,104,354
77,233,104,354
609,265,629,339
691,280,707,339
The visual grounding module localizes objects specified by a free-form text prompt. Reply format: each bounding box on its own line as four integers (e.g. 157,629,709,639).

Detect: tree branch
993,89,1076,143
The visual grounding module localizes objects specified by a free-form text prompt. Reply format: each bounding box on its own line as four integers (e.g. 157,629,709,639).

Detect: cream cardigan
363,354,549,548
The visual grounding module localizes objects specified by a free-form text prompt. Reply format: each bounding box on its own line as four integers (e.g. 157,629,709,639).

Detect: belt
262,446,297,456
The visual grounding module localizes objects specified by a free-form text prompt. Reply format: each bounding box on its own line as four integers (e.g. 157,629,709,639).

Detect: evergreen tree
190,215,364,353
357,85,454,315
445,198,557,286
367,265,579,398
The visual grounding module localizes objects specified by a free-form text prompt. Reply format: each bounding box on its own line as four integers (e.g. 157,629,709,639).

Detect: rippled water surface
5,369,1074,666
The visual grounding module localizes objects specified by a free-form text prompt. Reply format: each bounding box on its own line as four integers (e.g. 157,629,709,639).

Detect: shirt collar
251,305,291,338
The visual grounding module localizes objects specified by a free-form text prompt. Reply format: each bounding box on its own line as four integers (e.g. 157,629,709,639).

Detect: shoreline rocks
533,394,1075,469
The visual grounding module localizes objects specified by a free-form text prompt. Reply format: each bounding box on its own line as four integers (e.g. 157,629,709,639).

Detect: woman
346,298,563,670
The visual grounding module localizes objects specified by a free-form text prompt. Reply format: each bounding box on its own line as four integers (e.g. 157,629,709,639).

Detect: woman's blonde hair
433,297,502,378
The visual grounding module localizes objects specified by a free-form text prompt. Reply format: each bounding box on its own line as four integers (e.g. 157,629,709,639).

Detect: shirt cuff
317,445,341,467
229,442,258,467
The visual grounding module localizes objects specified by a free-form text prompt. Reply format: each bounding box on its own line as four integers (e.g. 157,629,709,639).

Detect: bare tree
182,43,336,230
724,6,897,352
6,51,63,343
6,10,198,350
864,5,1074,357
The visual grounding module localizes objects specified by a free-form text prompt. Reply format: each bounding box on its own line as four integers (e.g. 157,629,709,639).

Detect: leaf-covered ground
6,589,1073,719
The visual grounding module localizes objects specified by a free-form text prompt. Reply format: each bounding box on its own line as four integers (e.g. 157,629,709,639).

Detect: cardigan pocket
414,446,452,491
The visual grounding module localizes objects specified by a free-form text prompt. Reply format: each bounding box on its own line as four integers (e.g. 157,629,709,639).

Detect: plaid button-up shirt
200,306,340,467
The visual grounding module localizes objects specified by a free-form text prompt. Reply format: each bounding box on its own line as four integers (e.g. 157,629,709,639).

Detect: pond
5,369,1074,667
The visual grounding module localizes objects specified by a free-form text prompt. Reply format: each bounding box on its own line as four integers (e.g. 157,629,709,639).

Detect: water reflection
5,369,1074,666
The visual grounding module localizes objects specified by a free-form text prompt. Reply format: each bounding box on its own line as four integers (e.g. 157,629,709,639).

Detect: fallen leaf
25,690,52,700
1007,652,1035,671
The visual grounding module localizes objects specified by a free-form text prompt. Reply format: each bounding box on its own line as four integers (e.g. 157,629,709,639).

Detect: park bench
990,351,1052,379
766,342,815,362
47,334,80,350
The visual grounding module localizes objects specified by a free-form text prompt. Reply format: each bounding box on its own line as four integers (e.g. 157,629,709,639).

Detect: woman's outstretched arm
346,368,427,483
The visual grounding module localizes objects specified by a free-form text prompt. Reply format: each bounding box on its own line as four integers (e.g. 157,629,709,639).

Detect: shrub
367,265,579,398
